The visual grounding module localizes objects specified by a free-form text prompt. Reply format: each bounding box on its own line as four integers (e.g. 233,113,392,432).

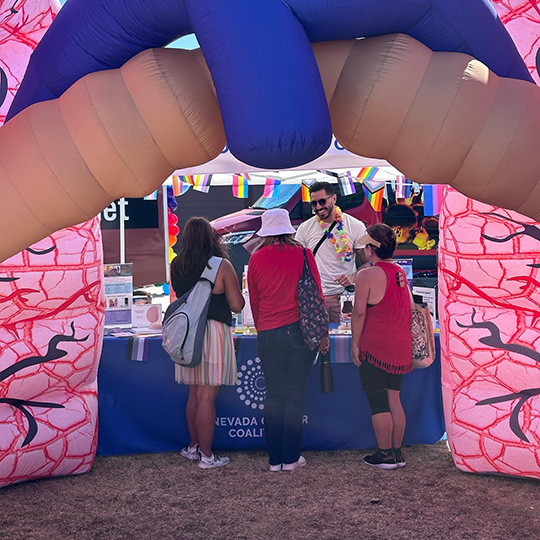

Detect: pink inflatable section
0,0,103,487
493,0,540,84
0,0,58,122
439,188,540,479
438,4,540,480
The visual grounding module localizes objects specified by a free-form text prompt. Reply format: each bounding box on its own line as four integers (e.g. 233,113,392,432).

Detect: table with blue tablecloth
97,334,444,455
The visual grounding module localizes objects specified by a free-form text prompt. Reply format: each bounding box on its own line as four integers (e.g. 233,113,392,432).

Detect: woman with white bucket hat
248,209,328,472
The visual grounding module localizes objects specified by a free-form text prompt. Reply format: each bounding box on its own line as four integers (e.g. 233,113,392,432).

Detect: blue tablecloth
97,334,444,455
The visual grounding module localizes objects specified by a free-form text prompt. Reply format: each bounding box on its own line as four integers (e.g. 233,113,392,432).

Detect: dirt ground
0,441,538,540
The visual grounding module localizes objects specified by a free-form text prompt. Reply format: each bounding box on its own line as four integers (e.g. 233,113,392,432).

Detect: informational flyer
132,304,162,330
104,263,133,328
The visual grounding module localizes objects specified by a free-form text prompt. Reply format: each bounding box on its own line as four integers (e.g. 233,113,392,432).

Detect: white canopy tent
172,137,403,181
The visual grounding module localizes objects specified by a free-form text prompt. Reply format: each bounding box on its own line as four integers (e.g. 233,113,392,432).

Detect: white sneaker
269,464,282,472
198,453,230,469
282,456,306,471
180,444,200,461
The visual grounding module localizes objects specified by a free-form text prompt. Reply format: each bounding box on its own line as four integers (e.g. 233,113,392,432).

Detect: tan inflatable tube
0,48,225,263
1,34,539,263
314,35,540,220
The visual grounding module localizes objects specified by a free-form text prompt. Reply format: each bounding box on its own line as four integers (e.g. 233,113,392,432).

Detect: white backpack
162,256,223,367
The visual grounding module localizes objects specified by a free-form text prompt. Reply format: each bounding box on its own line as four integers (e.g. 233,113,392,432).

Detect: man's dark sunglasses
310,196,331,208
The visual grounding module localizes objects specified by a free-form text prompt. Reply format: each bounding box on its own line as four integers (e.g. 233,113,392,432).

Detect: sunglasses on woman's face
310,196,331,208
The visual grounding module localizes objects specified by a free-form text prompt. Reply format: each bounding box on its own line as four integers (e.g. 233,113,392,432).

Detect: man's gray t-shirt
295,213,366,296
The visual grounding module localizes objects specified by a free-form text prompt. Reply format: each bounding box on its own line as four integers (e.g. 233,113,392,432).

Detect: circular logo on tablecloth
236,357,265,410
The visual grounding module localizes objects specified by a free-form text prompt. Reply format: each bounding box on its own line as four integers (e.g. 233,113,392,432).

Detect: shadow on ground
0,442,538,540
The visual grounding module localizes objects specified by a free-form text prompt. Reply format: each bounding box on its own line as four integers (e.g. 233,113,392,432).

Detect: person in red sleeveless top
351,223,412,470
248,209,328,472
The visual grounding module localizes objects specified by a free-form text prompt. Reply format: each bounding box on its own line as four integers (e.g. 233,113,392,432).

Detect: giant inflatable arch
1,0,539,486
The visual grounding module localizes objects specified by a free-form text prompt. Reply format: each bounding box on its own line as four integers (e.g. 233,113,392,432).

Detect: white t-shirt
295,213,367,296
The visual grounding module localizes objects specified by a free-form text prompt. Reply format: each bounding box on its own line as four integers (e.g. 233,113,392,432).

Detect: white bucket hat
257,208,296,237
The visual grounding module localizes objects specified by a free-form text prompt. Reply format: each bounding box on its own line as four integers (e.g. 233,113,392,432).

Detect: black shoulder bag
312,220,337,256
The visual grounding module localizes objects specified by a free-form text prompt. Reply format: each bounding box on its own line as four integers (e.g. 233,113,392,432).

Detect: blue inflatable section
290,0,531,82
8,0,533,169
186,0,331,168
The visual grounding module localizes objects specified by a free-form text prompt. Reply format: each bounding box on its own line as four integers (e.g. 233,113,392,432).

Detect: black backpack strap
312,220,337,256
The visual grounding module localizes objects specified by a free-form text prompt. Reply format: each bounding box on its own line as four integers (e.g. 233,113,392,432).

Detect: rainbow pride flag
363,177,386,194
423,184,446,216
172,175,191,196
232,174,248,198
263,177,281,198
357,166,378,182
180,175,194,185
363,185,384,212
301,179,317,202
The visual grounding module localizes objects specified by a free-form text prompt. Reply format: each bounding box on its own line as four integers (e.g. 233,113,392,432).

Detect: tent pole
119,197,126,265
163,186,170,284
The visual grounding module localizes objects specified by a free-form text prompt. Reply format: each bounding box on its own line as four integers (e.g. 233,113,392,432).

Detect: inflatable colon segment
316,34,540,221
0,48,225,263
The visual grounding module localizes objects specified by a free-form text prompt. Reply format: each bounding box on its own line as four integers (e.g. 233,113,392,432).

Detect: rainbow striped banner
172,175,191,196
232,174,248,198
172,175,180,196
180,175,194,185
192,174,212,193
363,185,384,212
263,177,281,198
143,191,158,200
423,184,446,216
301,179,317,202
357,166,378,182
363,177,386,194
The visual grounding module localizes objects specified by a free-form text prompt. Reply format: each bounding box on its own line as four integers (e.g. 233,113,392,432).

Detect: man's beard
317,202,334,219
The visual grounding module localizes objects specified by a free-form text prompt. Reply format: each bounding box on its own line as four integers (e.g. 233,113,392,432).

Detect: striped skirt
175,319,237,386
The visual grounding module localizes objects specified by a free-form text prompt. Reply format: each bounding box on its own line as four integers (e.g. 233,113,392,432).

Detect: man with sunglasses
295,181,367,323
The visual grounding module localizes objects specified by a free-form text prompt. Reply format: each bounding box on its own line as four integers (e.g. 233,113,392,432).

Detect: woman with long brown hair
171,217,244,469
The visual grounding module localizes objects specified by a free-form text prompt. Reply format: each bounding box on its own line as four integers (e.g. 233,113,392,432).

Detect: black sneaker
393,448,406,468
363,449,398,470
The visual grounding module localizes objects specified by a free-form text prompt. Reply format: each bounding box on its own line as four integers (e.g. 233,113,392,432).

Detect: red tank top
359,262,412,374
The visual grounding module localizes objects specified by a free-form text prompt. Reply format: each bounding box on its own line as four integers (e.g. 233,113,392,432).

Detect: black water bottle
320,353,334,393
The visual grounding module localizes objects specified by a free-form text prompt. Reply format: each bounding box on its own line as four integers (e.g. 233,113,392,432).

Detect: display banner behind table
97,334,444,455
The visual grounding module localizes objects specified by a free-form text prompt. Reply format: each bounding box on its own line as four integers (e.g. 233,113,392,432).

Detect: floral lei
316,206,353,262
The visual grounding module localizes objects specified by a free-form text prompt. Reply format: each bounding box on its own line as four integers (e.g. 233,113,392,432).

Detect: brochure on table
132,303,162,330
104,263,133,328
